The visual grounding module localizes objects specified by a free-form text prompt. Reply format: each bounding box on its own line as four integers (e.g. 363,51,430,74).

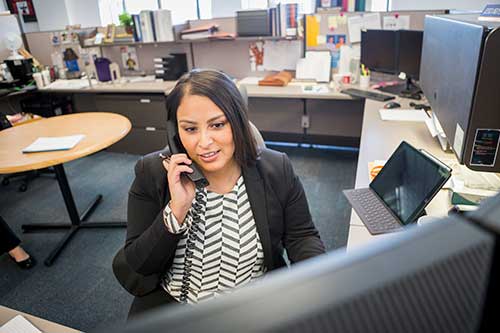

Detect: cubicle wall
23,16,280,79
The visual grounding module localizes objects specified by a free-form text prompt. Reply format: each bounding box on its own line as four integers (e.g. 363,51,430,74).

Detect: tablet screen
370,142,452,225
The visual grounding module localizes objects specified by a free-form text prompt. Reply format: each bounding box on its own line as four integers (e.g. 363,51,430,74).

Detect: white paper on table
263,40,302,71
347,15,363,43
379,109,428,122
301,85,329,94
43,79,90,90
0,315,42,333
363,13,382,30
22,135,85,153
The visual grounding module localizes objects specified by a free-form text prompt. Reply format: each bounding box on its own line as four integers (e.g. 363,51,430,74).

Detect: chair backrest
0,113,12,131
238,84,265,150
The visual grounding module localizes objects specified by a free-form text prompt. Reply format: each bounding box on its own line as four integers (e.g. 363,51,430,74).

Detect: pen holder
359,75,371,89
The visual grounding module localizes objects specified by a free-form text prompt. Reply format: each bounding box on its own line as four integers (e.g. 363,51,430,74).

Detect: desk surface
242,82,354,100
40,77,357,100
0,305,81,333
39,79,177,95
0,112,131,174
347,98,456,249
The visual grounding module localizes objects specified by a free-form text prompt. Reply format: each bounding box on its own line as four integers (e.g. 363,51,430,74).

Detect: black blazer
122,148,325,292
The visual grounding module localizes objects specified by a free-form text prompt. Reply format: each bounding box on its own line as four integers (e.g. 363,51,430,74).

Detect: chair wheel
19,184,28,192
2,178,9,186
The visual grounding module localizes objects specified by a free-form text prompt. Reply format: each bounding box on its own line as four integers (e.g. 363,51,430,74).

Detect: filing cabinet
73,93,168,154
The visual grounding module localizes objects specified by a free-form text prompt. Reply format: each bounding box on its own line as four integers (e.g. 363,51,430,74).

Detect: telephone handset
159,120,209,189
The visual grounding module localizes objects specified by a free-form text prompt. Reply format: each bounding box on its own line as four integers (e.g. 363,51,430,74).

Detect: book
22,135,85,153
132,14,142,42
153,9,174,42
479,4,500,22
140,10,154,42
285,3,298,37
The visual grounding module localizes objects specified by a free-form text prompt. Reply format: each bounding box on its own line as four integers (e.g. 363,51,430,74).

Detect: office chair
238,84,265,150
0,113,55,192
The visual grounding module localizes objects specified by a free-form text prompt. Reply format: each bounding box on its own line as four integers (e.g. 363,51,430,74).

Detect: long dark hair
166,69,258,167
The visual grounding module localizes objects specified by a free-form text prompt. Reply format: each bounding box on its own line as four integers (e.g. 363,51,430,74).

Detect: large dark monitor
360,29,398,74
102,193,500,333
420,14,500,172
397,30,423,79
361,29,423,97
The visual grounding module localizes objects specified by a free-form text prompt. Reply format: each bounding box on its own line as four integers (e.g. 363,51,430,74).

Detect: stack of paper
22,135,85,153
296,51,331,82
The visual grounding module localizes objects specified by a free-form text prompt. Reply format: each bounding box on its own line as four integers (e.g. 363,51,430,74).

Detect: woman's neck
204,161,241,194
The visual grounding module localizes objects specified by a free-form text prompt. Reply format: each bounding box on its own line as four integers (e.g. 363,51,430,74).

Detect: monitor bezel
369,141,452,225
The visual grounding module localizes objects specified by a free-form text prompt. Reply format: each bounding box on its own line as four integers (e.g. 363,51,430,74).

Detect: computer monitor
397,30,423,80
361,29,423,97
360,30,398,74
420,14,500,172
102,193,500,333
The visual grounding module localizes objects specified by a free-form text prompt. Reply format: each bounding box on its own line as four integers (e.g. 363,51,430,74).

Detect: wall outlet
301,115,310,129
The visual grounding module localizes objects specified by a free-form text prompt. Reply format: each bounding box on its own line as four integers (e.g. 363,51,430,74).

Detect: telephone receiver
160,120,209,189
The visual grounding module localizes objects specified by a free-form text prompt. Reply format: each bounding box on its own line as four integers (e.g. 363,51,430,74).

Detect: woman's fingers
162,154,192,173
172,166,193,181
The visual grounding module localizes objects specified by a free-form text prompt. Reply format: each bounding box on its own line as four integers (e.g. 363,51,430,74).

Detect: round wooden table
0,112,131,266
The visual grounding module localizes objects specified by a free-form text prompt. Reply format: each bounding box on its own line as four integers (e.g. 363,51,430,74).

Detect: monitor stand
377,77,422,100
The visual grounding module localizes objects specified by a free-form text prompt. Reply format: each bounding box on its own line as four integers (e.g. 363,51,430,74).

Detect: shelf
82,36,300,48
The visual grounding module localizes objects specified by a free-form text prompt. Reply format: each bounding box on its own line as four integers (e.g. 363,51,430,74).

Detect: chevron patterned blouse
162,176,266,304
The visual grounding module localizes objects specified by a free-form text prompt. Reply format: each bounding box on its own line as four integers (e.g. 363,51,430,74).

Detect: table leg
21,164,126,266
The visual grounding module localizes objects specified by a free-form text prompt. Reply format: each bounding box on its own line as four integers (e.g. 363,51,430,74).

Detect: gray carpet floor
0,145,358,332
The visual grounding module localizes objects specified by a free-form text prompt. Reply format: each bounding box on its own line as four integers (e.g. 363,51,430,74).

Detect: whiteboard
0,14,24,62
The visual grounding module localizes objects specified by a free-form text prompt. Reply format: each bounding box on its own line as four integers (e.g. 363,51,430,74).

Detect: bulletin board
305,9,449,51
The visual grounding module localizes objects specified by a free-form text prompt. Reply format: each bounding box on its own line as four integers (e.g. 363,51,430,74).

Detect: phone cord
179,189,206,304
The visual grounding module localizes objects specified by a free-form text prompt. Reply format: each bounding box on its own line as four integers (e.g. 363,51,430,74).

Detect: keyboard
341,88,395,102
343,188,402,235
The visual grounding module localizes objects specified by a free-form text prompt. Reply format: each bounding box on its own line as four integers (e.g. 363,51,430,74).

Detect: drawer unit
73,93,97,112
306,99,365,138
106,128,167,155
248,97,304,134
95,94,167,129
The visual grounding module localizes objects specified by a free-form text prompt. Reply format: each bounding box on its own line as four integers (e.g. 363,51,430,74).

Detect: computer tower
420,14,500,172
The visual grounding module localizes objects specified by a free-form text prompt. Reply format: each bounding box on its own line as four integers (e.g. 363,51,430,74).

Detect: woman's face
177,94,237,175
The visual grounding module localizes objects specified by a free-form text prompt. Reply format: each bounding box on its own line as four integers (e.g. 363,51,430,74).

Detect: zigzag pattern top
162,176,265,304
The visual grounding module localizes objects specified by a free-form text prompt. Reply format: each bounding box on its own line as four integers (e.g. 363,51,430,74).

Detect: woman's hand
163,153,196,223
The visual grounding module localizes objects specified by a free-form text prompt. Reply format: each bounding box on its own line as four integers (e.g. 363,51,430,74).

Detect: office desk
38,78,366,152
0,113,131,266
347,98,456,250
242,81,365,147
0,305,81,332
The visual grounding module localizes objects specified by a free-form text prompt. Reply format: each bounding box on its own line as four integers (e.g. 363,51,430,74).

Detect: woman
123,69,325,317
0,216,36,269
